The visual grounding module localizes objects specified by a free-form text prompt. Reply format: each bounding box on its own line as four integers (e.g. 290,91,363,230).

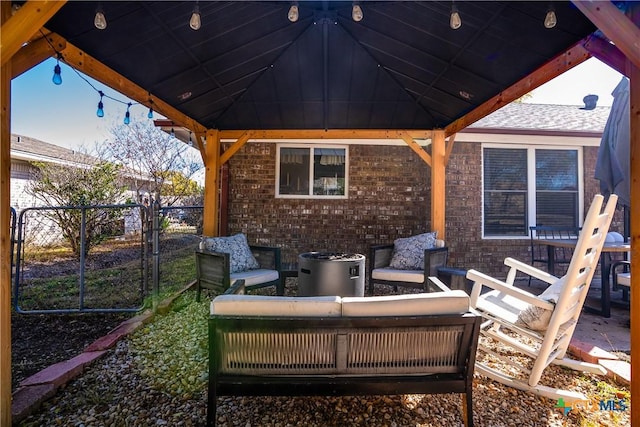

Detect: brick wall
224,141,622,278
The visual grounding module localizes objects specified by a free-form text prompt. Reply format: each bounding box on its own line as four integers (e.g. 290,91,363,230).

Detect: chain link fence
12,204,203,314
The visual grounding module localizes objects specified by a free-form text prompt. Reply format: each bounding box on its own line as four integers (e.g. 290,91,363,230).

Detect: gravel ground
16,285,630,427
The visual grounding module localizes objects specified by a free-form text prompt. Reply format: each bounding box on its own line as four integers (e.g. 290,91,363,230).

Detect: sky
11,56,624,152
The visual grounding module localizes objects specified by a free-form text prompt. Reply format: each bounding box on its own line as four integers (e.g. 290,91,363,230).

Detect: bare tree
97,120,203,206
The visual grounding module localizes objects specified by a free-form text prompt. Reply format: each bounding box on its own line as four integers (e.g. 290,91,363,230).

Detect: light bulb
124,103,131,125
170,128,175,137
190,5,201,30
188,132,193,146
148,107,154,119
94,11,107,30
96,92,105,117
288,4,299,22
544,9,557,29
352,4,363,22
52,63,62,85
450,5,461,30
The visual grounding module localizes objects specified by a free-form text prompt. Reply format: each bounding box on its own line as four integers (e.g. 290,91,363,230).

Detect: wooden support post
431,130,446,240
629,62,639,427
202,130,220,237
0,3,12,424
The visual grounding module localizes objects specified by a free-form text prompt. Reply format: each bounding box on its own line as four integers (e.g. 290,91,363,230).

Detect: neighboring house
220,102,618,278
10,134,153,235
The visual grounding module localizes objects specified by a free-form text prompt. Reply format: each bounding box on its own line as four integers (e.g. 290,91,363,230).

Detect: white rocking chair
467,194,618,402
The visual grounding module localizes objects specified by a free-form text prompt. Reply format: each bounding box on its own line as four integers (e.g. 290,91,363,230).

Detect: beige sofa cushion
211,295,342,317
231,269,279,286
371,268,424,283
341,291,470,317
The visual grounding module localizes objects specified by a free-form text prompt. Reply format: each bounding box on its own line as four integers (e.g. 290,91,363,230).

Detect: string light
544,6,557,29
52,57,62,85
188,132,193,146
42,29,157,125
170,128,176,137
352,2,363,22
190,2,201,30
94,9,107,30
450,2,462,30
288,3,299,22
124,103,132,125
96,91,105,117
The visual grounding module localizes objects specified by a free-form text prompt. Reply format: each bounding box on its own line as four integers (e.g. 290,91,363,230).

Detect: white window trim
276,143,349,199
481,143,584,240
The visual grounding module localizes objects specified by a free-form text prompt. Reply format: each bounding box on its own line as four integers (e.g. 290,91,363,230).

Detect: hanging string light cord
40,29,152,124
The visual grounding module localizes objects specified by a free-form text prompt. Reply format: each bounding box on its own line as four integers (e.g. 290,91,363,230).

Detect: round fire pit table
298,252,365,297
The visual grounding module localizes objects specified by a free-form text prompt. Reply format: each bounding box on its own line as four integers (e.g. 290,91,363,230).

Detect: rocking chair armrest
503,257,559,285
467,268,555,310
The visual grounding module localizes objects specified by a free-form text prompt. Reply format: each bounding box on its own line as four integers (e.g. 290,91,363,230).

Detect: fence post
152,200,160,313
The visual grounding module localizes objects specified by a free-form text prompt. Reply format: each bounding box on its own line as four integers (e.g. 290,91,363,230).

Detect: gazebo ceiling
42,1,598,131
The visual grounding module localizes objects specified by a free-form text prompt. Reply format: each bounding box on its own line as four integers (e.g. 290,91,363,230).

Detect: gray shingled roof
11,134,97,165
470,103,610,133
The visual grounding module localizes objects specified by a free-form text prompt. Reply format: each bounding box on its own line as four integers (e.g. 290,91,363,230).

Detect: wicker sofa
207,282,481,427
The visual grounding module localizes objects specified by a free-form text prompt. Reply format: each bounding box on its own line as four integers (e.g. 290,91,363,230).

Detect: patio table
539,238,630,317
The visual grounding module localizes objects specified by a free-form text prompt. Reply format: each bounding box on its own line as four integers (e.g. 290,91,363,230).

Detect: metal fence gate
12,203,203,314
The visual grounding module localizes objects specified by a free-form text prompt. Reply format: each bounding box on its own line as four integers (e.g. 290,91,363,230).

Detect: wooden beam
0,0,65,67
573,0,640,70
431,130,446,241
0,2,11,424
220,131,254,165
629,61,640,427
582,35,628,77
202,130,221,237
444,133,456,167
399,131,432,167
11,32,66,79
219,129,432,140
53,34,208,139
445,42,591,136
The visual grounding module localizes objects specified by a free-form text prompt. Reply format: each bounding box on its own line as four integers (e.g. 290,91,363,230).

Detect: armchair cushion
389,232,438,270
200,233,259,273
516,275,566,331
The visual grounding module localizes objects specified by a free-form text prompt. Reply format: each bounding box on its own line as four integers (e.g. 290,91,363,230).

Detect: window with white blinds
277,145,348,198
483,146,580,237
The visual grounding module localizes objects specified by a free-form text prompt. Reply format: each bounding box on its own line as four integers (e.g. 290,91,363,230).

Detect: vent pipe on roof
581,94,598,110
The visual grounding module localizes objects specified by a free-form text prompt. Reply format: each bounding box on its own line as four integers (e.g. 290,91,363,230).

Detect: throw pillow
200,233,260,273
388,231,438,270
516,275,566,331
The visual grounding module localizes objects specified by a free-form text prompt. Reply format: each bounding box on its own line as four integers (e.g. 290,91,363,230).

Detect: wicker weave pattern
346,326,463,374
220,331,337,374
219,326,464,375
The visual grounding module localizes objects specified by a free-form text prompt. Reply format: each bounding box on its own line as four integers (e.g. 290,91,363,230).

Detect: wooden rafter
582,34,628,77
11,32,66,79
572,0,640,70
445,41,591,137
399,131,433,167
0,0,66,67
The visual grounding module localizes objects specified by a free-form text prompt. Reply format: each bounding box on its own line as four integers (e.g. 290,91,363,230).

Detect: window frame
275,143,349,199
481,143,584,239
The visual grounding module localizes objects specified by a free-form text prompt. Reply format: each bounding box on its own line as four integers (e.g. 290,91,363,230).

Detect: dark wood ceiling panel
42,1,599,131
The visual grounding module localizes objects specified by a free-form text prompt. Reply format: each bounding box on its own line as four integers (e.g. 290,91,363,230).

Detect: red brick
20,350,106,387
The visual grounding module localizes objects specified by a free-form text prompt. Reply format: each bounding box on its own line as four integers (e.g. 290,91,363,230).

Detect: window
483,146,580,237
277,145,348,198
